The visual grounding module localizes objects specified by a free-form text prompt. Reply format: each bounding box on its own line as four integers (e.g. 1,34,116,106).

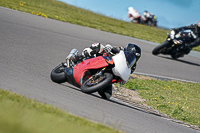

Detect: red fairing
73,56,109,85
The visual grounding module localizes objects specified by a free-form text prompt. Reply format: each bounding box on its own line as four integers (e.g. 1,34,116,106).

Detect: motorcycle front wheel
50,64,67,83
152,40,170,55
81,73,113,94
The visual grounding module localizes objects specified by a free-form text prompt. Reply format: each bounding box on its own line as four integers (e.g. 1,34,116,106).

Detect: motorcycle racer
142,10,152,23
79,43,141,73
127,7,141,23
172,21,200,54
73,42,141,100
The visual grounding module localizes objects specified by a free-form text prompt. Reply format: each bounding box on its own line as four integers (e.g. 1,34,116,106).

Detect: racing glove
104,44,113,53
82,48,92,57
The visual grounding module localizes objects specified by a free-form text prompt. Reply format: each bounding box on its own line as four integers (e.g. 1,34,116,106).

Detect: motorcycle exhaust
66,49,78,68
66,49,78,59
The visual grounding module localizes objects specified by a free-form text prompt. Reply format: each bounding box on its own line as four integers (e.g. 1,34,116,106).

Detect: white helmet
128,7,134,11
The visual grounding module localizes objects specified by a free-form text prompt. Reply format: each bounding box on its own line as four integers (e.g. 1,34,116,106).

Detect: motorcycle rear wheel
81,73,113,94
152,40,170,55
50,64,67,83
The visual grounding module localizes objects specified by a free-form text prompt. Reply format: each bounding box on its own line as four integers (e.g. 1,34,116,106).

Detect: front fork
89,67,106,80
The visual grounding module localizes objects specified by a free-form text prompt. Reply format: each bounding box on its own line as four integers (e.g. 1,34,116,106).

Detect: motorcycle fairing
112,51,131,82
73,56,109,85
64,67,81,88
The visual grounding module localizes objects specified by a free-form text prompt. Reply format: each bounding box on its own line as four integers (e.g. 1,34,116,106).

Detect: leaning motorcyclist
142,10,152,23
73,42,141,100
172,21,200,54
127,7,141,23
79,43,141,73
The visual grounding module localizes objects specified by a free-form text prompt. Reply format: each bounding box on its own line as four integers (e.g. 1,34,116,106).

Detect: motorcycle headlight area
112,51,131,82
170,30,175,39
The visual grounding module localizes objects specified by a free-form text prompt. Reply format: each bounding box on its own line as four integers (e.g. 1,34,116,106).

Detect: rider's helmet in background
126,43,141,62
128,7,134,11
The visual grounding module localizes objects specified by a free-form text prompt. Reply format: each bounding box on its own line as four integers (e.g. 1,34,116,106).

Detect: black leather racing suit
174,24,200,48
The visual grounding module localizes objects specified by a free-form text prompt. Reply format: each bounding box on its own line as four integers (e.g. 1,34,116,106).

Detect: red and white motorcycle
50,49,136,99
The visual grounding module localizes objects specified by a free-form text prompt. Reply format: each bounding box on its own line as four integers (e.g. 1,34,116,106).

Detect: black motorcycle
152,29,194,59
140,14,157,26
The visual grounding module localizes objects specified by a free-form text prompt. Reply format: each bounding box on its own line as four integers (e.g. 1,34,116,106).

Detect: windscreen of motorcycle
112,51,131,82
124,51,136,68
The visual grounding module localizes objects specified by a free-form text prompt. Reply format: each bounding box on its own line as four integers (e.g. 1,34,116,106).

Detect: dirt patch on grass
113,87,146,103
112,74,155,104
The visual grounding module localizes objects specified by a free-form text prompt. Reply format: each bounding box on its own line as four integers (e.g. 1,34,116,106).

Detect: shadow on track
158,55,200,67
58,83,167,118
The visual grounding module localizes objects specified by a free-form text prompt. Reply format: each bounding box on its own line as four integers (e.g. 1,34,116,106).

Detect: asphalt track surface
0,7,199,133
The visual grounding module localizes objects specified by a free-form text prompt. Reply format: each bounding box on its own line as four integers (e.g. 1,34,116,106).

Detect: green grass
117,79,200,127
0,0,200,51
0,89,122,133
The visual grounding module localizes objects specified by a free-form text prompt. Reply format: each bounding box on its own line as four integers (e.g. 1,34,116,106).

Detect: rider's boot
98,85,112,100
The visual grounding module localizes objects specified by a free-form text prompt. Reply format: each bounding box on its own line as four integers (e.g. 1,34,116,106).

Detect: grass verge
0,89,122,133
0,0,200,51
116,78,200,127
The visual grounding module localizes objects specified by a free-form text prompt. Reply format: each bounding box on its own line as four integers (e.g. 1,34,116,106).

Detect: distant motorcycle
150,15,157,27
152,29,194,59
140,14,157,26
50,49,136,98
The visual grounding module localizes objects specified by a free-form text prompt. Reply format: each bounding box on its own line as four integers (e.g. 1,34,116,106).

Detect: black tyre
152,40,170,55
50,64,67,83
81,73,113,94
